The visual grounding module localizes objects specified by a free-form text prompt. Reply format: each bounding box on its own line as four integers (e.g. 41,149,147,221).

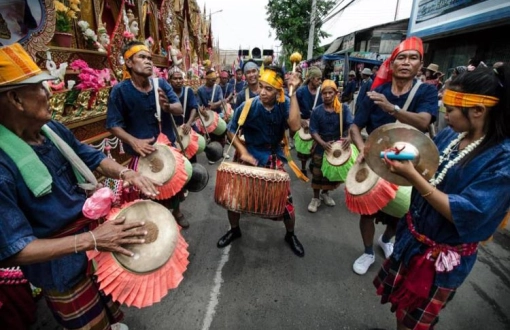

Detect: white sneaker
320,193,336,206
378,235,394,259
208,160,216,165
223,153,230,159
111,323,129,330
353,253,375,275
307,198,321,212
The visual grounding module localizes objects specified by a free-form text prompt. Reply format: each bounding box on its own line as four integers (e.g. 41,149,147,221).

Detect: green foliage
56,12,71,33
266,0,336,64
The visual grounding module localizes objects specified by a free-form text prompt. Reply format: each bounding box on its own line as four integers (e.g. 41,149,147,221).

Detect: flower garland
430,132,485,186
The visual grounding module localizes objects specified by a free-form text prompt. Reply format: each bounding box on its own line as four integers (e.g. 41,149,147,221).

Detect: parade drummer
295,66,323,176
235,60,260,109
216,66,306,257
0,43,158,329
307,79,353,213
374,62,510,330
168,67,199,163
349,36,438,275
105,41,189,228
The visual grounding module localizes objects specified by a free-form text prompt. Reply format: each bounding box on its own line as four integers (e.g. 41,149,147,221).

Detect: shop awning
347,56,383,66
324,37,343,55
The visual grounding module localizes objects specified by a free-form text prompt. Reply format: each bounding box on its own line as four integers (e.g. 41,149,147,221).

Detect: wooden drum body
214,162,290,218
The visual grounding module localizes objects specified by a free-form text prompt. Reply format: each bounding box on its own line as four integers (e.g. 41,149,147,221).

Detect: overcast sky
196,0,414,50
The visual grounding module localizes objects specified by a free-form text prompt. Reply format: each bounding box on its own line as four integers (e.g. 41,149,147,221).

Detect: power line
313,0,345,26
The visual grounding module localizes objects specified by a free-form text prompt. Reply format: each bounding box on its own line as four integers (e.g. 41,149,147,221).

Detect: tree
266,0,336,64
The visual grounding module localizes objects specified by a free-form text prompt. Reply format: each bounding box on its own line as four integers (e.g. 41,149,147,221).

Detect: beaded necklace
429,132,485,186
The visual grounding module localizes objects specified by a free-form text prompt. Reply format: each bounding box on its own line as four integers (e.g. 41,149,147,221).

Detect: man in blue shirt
295,66,323,175
0,43,159,329
217,66,305,257
354,67,373,114
235,60,260,109
168,67,199,163
341,70,357,103
106,41,188,228
219,70,234,104
349,36,438,275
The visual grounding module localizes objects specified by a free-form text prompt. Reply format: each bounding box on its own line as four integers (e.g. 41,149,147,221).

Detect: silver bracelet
89,231,98,252
119,168,134,180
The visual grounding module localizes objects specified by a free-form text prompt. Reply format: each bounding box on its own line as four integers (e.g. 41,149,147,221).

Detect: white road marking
201,245,231,330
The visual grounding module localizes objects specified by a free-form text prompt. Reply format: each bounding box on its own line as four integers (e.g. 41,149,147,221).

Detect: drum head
345,162,380,196
176,126,190,151
136,144,176,185
200,110,216,128
112,200,178,273
326,141,352,166
298,126,312,141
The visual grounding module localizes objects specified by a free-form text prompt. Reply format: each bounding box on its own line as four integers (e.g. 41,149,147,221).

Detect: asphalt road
32,151,510,330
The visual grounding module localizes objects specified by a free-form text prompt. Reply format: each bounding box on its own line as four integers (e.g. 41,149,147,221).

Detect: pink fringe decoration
184,130,199,159
86,200,189,308
345,179,398,215
82,187,116,219
195,111,220,134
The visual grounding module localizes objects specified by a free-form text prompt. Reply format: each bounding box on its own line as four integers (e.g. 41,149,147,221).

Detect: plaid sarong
44,276,123,330
311,154,342,191
373,258,455,330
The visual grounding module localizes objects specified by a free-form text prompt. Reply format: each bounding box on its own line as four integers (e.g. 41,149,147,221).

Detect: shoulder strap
312,86,321,110
182,86,189,119
401,80,422,112
210,84,217,104
237,98,254,126
245,87,250,101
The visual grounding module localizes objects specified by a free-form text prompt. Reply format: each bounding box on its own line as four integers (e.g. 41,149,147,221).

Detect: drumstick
196,106,212,143
288,52,302,97
152,77,186,152
170,115,186,154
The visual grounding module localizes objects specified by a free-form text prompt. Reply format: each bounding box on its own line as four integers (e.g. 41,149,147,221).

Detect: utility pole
307,0,317,60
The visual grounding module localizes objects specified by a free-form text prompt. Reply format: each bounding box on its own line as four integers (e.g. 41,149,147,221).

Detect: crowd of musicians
0,35,509,330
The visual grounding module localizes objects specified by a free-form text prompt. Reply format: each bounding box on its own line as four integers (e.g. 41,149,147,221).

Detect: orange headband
259,70,285,103
321,79,341,113
206,71,218,79
442,89,499,108
122,45,150,80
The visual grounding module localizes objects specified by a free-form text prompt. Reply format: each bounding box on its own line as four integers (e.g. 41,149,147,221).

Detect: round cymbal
176,126,190,151
364,123,439,186
136,144,176,184
325,141,352,166
345,161,380,196
113,200,178,273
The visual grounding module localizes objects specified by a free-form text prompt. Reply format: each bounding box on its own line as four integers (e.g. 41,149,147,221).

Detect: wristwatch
392,105,401,115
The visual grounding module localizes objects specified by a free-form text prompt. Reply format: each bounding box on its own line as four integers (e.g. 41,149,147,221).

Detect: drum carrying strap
312,86,321,110
233,99,309,182
396,80,436,138
182,86,189,120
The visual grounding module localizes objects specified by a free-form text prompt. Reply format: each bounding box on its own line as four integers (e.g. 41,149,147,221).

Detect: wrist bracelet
119,168,134,180
89,231,98,252
421,186,436,198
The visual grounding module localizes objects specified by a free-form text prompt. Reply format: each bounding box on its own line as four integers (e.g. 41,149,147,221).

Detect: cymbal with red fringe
87,200,189,308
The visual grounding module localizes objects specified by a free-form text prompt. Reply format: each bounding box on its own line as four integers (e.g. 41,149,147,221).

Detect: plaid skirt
311,154,342,191
373,258,456,330
44,276,123,330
